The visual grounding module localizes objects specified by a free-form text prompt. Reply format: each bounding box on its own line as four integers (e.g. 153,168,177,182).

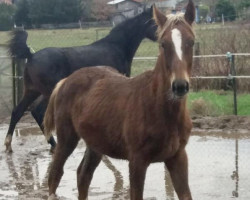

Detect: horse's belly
78,123,128,159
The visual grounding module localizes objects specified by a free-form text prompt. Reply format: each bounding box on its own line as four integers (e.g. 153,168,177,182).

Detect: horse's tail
44,78,66,141
8,30,33,60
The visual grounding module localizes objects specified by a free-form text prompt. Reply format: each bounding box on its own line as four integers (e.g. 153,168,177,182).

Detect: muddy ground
0,114,250,200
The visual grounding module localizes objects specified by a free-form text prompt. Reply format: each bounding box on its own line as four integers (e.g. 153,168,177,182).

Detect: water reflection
0,126,250,200
102,156,127,199
231,138,239,198
4,142,50,199
165,167,175,200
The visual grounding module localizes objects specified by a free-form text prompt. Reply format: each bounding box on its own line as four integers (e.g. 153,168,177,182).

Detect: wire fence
0,45,13,120
0,24,249,116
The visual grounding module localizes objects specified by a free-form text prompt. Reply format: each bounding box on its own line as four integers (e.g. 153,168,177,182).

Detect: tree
237,0,250,13
0,3,15,31
215,0,236,21
14,0,31,28
29,0,82,25
91,0,114,21
199,4,209,21
82,0,92,20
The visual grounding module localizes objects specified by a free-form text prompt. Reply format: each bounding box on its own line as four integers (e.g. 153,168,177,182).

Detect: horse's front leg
129,156,149,200
165,149,192,200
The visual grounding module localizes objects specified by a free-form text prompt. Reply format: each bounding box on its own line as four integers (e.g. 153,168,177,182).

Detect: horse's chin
168,92,187,101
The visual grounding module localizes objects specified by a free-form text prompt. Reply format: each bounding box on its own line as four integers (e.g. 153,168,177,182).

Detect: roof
0,0,12,4
108,0,142,5
108,0,125,5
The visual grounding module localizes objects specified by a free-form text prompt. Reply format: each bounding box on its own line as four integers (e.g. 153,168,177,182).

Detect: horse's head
142,6,158,41
153,0,195,98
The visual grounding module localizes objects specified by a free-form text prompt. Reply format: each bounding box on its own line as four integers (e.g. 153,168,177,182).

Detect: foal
44,1,195,200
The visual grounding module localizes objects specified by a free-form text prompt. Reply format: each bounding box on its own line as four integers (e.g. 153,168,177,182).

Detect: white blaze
171,28,182,61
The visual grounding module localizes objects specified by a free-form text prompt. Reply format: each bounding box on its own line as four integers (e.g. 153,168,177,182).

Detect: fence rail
0,52,249,116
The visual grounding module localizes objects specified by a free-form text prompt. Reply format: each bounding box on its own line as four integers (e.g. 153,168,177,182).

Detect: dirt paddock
0,115,250,200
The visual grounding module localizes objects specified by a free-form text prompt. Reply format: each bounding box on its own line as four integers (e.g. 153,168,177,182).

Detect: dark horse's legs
31,98,56,152
77,148,102,200
4,90,40,153
165,149,192,200
5,90,56,153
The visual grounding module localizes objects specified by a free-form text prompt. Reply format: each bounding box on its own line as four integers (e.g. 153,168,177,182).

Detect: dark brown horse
44,1,195,199
5,7,157,153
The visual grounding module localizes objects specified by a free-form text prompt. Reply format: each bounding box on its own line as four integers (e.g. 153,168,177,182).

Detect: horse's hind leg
165,149,192,200
31,98,56,152
4,90,40,153
48,124,79,197
77,147,102,200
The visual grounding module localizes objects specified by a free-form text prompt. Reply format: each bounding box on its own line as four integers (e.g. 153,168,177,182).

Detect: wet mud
0,118,250,200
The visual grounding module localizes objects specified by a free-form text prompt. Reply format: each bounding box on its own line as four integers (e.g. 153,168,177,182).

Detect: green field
188,90,250,116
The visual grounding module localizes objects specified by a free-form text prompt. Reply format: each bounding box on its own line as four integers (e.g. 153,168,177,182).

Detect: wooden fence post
16,59,24,103
193,42,200,92
12,58,24,108
12,58,16,108
231,55,237,115
227,52,237,115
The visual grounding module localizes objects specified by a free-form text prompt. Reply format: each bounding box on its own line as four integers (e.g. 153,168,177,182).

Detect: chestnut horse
44,1,195,199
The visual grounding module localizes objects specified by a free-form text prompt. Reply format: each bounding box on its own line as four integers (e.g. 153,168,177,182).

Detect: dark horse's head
111,6,158,42
154,0,195,98
142,6,158,41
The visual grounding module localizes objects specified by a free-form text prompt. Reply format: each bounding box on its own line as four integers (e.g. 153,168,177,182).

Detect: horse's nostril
185,82,189,91
172,80,189,97
172,81,177,92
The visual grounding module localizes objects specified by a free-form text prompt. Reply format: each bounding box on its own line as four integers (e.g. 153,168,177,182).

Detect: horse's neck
104,21,147,63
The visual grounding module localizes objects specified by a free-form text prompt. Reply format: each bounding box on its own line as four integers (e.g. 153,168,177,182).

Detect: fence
0,24,249,117
134,53,250,115
0,45,13,120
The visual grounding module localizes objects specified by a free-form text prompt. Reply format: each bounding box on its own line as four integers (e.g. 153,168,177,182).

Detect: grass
188,90,250,116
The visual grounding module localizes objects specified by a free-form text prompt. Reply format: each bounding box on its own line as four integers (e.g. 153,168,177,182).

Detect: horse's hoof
4,136,13,153
5,147,13,153
48,194,58,200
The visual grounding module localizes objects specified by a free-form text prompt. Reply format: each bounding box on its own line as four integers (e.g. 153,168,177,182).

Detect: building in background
108,0,185,25
0,0,12,4
108,0,144,25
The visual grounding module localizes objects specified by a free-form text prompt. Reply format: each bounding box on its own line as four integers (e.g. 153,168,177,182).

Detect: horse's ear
149,4,154,15
153,5,167,28
184,0,195,25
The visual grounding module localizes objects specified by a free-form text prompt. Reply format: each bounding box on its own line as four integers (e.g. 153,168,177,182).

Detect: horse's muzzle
172,80,189,97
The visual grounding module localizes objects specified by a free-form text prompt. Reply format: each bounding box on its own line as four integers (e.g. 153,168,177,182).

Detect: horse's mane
157,13,193,39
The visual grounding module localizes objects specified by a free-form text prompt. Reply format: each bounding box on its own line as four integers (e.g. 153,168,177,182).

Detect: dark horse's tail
8,30,33,60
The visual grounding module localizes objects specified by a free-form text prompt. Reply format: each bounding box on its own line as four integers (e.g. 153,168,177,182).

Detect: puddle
0,124,249,199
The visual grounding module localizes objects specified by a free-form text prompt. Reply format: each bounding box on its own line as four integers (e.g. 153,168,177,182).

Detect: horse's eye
160,42,167,49
186,40,194,48
160,42,165,48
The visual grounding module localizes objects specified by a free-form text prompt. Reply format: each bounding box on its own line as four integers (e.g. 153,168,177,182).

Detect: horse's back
56,66,122,115
64,44,127,74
